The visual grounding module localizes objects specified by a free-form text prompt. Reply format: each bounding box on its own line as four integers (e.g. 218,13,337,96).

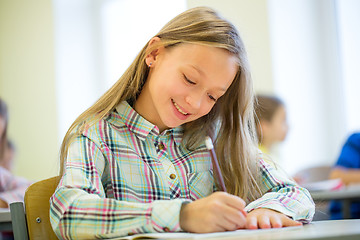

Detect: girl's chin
161,118,189,130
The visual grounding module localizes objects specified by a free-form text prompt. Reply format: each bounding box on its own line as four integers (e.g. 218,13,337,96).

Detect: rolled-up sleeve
245,159,315,223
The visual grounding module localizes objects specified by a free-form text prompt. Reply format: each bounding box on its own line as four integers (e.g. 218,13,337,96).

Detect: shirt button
170,173,176,179
158,143,165,150
163,227,170,232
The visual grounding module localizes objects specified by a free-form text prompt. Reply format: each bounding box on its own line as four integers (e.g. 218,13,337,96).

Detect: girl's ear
145,37,164,67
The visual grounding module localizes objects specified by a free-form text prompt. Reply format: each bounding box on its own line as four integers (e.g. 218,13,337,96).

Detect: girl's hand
180,192,247,233
245,208,302,229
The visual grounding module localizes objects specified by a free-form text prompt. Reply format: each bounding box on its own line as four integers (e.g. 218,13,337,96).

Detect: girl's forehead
171,44,237,85
169,43,237,67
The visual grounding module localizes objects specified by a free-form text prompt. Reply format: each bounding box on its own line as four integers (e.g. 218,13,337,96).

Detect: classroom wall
187,0,274,94
1,0,351,181
0,0,59,181
0,0,277,181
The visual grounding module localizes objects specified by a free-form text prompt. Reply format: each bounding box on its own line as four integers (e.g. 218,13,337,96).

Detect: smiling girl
50,7,314,239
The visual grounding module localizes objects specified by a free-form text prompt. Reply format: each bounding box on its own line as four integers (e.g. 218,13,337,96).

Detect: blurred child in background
1,97,19,172
329,132,360,219
0,97,30,240
0,98,8,165
0,98,30,208
0,140,16,172
254,95,289,157
0,166,30,208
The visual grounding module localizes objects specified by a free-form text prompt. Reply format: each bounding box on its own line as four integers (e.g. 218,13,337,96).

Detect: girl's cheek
200,105,214,118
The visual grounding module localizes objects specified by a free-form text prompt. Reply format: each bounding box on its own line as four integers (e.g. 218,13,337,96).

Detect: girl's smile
172,99,190,120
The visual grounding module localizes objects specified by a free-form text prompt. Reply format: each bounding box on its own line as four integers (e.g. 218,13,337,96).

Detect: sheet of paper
301,178,343,191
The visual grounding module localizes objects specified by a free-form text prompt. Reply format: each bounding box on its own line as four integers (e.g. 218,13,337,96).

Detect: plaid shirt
50,101,314,239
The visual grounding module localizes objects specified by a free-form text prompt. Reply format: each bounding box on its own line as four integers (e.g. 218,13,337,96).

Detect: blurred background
0,0,359,181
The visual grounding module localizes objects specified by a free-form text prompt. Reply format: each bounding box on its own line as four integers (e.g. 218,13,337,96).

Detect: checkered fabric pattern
50,101,314,239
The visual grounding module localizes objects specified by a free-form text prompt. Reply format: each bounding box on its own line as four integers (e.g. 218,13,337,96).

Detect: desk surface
218,219,360,240
311,185,360,201
0,208,12,231
0,208,11,221
115,219,360,240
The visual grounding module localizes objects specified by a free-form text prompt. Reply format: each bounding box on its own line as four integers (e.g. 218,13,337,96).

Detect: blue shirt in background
330,133,360,219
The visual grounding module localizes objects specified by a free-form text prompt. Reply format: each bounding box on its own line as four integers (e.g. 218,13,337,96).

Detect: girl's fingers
211,192,247,229
244,209,303,230
213,222,228,232
281,216,303,227
181,192,248,233
222,193,246,210
258,215,271,229
246,216,259,229
269,215,283,228
210,202,246,231
217,219,239,231
223,208,247,230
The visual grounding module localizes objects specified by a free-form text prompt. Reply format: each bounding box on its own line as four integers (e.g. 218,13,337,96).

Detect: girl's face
267,105,289,143
135,41,238,132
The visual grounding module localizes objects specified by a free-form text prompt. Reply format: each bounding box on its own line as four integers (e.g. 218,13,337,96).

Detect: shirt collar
115,101,183,145
172,127,184,146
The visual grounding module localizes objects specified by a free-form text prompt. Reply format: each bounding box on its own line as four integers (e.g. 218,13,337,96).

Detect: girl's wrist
179,201,191,231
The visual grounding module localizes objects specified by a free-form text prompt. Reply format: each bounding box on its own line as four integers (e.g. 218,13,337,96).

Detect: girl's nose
185,92,202,110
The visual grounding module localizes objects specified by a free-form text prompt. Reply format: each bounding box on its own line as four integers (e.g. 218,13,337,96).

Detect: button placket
154,135,179,195
158,142,165,151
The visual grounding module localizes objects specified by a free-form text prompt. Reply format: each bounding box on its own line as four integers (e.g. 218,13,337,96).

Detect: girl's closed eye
183,74,217,102
183,74,196,85
207,93,217,102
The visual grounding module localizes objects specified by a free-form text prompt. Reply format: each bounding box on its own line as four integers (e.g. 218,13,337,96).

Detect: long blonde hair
59,7,262,202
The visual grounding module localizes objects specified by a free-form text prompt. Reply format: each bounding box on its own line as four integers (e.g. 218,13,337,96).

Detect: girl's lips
172,99,189,115
171,99,190,120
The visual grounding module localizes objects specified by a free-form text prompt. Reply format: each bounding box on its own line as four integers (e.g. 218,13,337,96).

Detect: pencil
205,136,227,192
205,136,247,217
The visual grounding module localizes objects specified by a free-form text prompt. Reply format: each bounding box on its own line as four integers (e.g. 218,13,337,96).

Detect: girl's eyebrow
187,64,204,76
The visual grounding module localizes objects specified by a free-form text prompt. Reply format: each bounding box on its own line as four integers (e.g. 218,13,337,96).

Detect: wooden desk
310,185,360,218
0,208,12,231
113,219,360,240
